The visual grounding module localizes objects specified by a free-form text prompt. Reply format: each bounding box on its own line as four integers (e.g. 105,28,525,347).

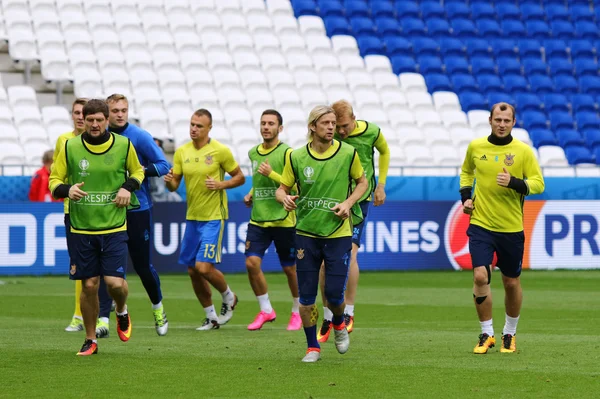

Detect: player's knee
245,257,261,273
503,276,520,290
324,286,344,306
195,262,213,275
282,265,296,277
299,296,316,306
473,266,491,286
82,277,99,291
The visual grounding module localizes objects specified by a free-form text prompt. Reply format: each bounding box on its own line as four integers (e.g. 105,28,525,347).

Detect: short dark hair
490,102,516,120
83,99,109,118
261,109,283,126
193,108,212,125
72,98,88,112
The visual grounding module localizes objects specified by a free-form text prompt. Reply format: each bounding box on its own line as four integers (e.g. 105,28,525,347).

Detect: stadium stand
0,0,599,177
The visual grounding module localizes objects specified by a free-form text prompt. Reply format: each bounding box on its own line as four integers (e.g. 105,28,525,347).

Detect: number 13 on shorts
204,244,216,259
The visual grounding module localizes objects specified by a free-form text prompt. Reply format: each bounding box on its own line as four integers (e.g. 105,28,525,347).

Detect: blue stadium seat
351,17,376,35
500,20,526,39
420,2,445,20
557,129,586,148
579,76,600,95
522,59,548,77
550,21,575,41
544,93,570,113
390,55,417,74
548,59,573,77
426,18,451,38
319,1,344,17
459,92,488,112
444,56,470,75
526,21,551,40
477,74,503,94
575,22,599,40
594,147,600,165
570,40,595,60
471,56,496,75
376,17,401,36
584,130,600,149
293,1,318,17
345,1,370,18
477,19,501,39
550,112,575,130
529,129,557,146
452,74,478,93
401,18,427,37
543,39,568,61
384,37,412,57
555,75,579,94
529,75,555,94
545,5,569,22
518,39,543,59
417,55,443,75
515,93,543,111
571,94,597,113
576,112,600,131
565,146,595,164
452,19,478,39
445,3,470,20
487,92,516,108
412,38,439,57
503,75,529,93
574,59,598,77
521,4,545,21
464,38,489,57
491,39,517,58
358,36,385,56
394,1,419,19
324,17,351,36
471,3,495,20
425,73,452,93
571,5,595,22
371,2,395,18
497,57,521,76
439,38,465,57
496,4,520,20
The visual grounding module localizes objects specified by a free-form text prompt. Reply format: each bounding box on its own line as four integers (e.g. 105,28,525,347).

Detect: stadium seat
459,92,487,112
412,38,439,57
497,3,520,20
529,75,555,94
554,75,579,94
497,57,521,76
292,1,318,17
575,22,598,40
319,1,344,17
445,3,470,20
452,19,478,39
515,93,542,112
442,110,469,130
544,39,569,61
433,91,461,113
420,2,445,20
444,56,470,75
511,128,532,146
465,39,489,58
491,39,517,58
364,55,392,73
331,35,359,56
390,55,417,74
452,74,478,93
565,146,595,164
384,37,412,57
522,111,548,131
401,18,427,38
526,21,551,40
574,59,599,78
371,2,394,19
394,1,419,19
548,59,573,77
570,39,595,60
584,130,600,150
350,17,376,36
518,39,543,59
521,4,545,21
557,129,586,148
476,75,503,94
580,76,600,96
425,74,452,93
546,5,569,22
375,17,401,36
551,21,575,41
571,94,597,113
550,112,575,131
417,56,443,75
571,5,595,22
529,129,558,147
543,94,569,113
538,146,569,166
477,19,501,39
399,73,427,92
357,36,384,57
426,18,451,38
487,92,515,108
345,1,370,18
324,16,351,35
439,38,465,57
576,112,600,132
471,56,496,75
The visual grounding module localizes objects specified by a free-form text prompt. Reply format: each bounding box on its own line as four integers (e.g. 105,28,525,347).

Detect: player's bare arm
164,168,182,192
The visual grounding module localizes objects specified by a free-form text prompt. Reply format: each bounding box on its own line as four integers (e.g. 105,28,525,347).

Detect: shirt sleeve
350,151,364,180
374,132,390,185
523,147,545,195
173,147,183,175
280,156,296,187
53,135,65,162
221,145,239,174
126,142,145,185
49,144,68,195
459,142,476,189
137,130,171,176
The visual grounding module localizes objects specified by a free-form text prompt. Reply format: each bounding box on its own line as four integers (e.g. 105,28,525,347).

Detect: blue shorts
179,220,224,266
245,224,296,267
69,231,128,280
467,224,525,278
295,234,351,306
352,200,371,247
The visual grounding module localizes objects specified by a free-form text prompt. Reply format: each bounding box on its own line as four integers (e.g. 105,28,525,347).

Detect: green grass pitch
1,270,599,399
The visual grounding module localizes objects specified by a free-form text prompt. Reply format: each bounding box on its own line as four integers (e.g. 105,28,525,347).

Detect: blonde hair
106,93,128,105
42,150,54,164
331,99,354,119
307,105,336,139
71,98,88,112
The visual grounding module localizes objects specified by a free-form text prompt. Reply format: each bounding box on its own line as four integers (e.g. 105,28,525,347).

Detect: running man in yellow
58,98,88,333
460,102,544,354
164,108,245,330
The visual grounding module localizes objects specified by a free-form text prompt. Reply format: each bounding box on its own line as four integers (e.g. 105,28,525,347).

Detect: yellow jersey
281,140,364,239
49,134,145,235
53,130,80,214
173,139,239,221
460,136,545,233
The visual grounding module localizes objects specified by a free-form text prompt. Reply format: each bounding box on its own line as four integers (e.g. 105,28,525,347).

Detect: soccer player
60,98,88,333
276,105,368,362
164,109,245,330
243,109,301,331
459,103,544,354
317,100,390,342
94,94,171,338
49,99,144,355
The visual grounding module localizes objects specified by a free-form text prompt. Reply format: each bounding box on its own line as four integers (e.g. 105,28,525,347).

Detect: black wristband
144,165,159,177
53,184,71,199
459,187,472,204
507,176,528,195
121,178,140,193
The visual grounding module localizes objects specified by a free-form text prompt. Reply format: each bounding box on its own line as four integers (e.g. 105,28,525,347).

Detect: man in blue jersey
93,93,171,337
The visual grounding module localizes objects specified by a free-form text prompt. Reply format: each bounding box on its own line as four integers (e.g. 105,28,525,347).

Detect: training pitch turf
1,270,599,399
